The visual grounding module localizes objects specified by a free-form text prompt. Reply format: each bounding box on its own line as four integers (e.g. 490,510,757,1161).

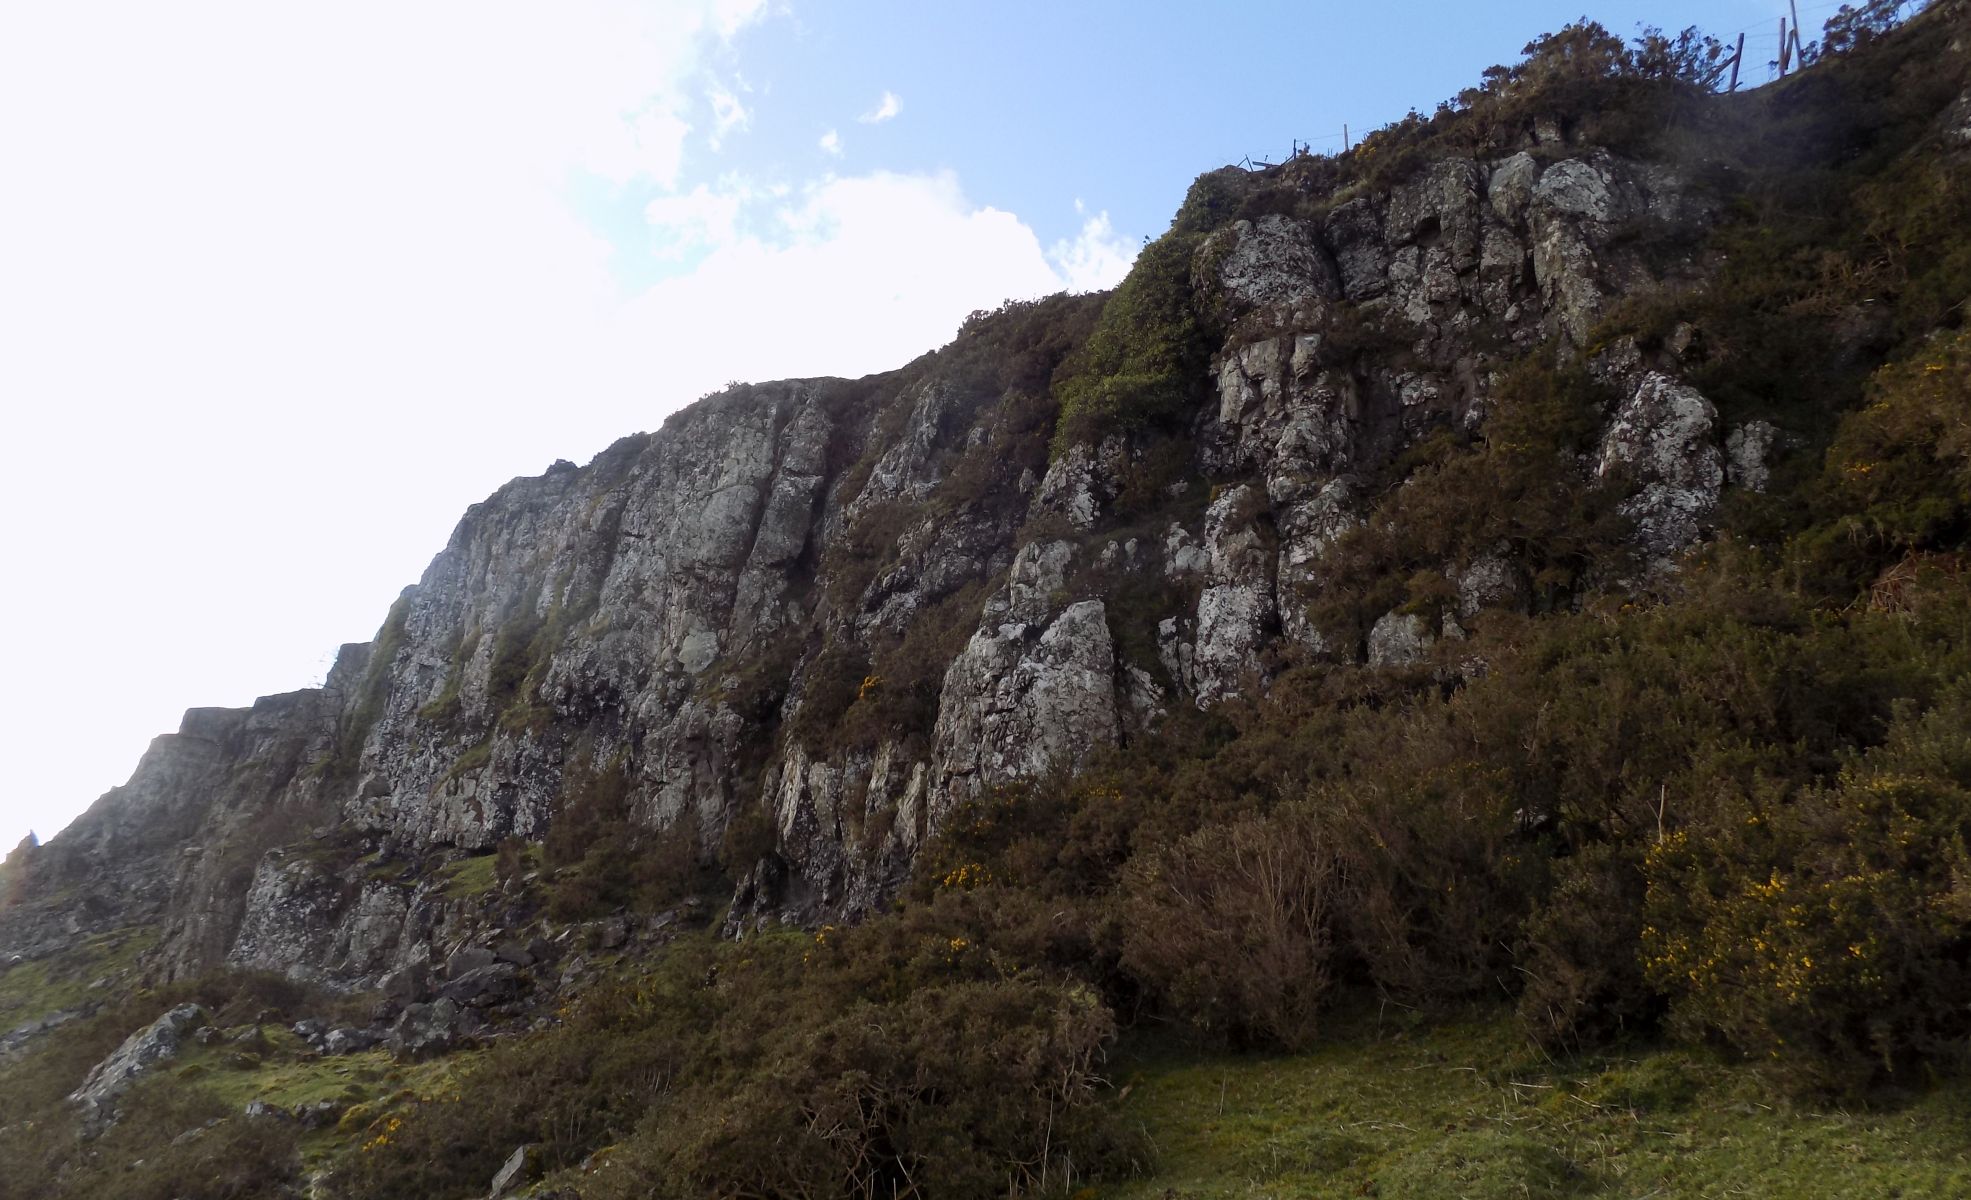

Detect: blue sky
0,0,1824,851
577,0,1812,288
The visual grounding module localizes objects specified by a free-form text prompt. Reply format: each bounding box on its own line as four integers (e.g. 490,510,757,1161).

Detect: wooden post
1779,17,1791,75
1728,32,1745,91
1789,0,1806,64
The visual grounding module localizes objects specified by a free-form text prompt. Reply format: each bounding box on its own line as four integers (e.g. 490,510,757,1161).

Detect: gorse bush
1815,0,1920,58
1052,228,1216,453
585,977,1133,1200
1806,327,1971,582
880,508,1971,1093
1644,678,1971,1095
332,960,705,1198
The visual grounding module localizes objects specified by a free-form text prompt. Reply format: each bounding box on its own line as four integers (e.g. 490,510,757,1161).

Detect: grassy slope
1101,1006,1971,1199
0,927,154,1031
51,993,1968,1199
169,1032,479,1174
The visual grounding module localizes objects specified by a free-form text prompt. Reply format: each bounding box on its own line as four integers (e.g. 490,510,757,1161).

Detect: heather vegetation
1307,349,1632,648
539,754,722,921
329,937,1140,1200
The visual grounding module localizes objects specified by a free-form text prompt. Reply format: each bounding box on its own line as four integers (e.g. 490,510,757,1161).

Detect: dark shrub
1121,810,1338,1049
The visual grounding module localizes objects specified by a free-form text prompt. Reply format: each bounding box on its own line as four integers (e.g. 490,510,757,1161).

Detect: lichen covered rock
1598,372,1724,568
69,1003,208,1134
932,600,1122,809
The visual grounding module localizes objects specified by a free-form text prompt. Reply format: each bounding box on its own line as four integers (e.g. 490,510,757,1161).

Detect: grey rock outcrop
448,946,498,976
931,599,1122,810
321,1026,381,1056
1035,438,1125,530
1598,372,1725,568
489,1144,540,1198
1452,552,1529,623
380,962,430,1006
69,1003,207,1134
1276,479,1359,656
1,1006,89,1061
1368,612,1434,668
388,999,464,1059
1530,157,1627,345
1205,214,1341,332
439,963,523,1008
1327,197,1390,302
754,738,928,928
1947,87,1971,147
1727,421,1778,493
1187,486,1276,703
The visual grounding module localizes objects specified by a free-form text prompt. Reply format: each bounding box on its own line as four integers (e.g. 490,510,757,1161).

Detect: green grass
0,927,154,1031
437,737,494,788
436,842,545,901
168,1026,487,1172
1098,1005,1971,1199
437,852,501,900
356,850,412,885
183,1034,368,1109
183,1037,467,1111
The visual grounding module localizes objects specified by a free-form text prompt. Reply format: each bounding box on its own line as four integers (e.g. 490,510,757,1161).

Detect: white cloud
644,182,750,257
819,128,843,156
616,170,1068,396
1049,207,1139,292
626,105,694,190
706,82,749,148
859,90,902,123
712,0,768,38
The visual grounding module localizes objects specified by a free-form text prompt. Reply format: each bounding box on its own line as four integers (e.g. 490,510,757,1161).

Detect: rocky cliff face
0,126,1783,991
